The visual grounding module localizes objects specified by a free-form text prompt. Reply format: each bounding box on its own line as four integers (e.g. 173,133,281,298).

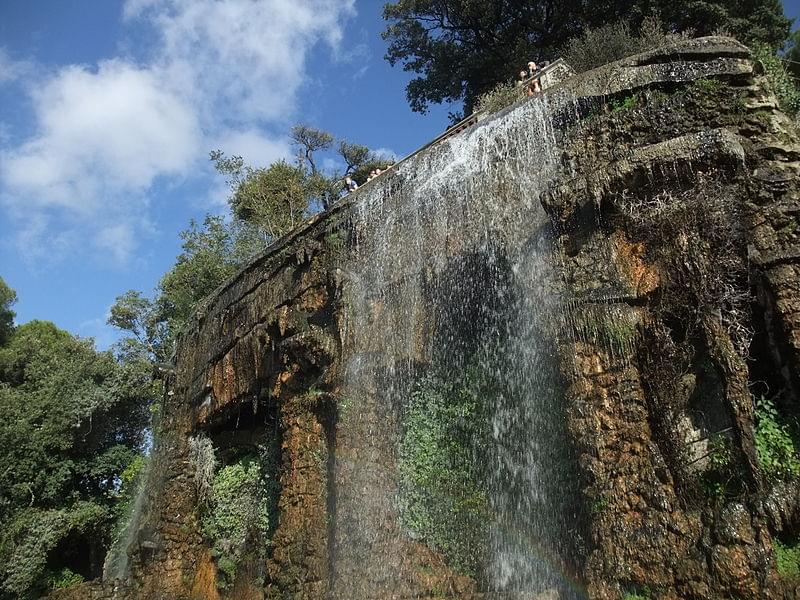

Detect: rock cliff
52,37,800,600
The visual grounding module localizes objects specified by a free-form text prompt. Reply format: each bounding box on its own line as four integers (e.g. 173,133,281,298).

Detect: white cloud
213,129,291,168
127,0,356,122
0,47,32,86
1,60,200,214
0,0,357,265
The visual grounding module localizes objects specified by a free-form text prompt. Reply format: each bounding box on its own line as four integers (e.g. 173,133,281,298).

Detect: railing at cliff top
351,58,574,191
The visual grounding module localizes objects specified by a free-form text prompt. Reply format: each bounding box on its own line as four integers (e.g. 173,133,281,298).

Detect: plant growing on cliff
563,16,689,74
200,450,278,589
752,44,800,118
399,368,491,578
754,396,800,481
774,538,800,577
474,79,526,115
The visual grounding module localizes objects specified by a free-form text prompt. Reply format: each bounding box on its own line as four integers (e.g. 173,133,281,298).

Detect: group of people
344,165,394,193
517,60,550,96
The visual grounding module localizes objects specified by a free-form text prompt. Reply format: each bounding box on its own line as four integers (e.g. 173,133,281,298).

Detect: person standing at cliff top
527,61,541,93
344,175,358,192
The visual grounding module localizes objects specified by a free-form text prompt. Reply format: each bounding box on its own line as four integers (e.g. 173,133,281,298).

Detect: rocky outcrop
55,37,800,599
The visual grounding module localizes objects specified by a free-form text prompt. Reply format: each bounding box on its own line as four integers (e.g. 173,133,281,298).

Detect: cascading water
334,92,585,598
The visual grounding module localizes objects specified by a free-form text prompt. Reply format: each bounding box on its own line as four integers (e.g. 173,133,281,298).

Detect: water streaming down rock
335,92,584,597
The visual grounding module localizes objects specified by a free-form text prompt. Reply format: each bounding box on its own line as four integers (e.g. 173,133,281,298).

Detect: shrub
755,396,800,481
399,369,491,578
201,453,277,589
751,44,800,118
774,538,800,577
474,79,526,115
563,16,689,73
48,567,84,590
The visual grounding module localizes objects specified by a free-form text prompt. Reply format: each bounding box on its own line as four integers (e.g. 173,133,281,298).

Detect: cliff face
53,37,800,600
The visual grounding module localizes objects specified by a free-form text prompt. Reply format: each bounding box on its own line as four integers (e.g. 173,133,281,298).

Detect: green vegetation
474,80,525,115
111,125,390,366
0,279,15,346
48,568,85,590
623,592,650,600
752,44,800,118
202,458,272,587
754,396,800,481
192,439,279,590
702,435,737,499
0,277,154,599
564,16,689,74
693,78,722,94
382,1,790,115
774,538,800,577
109,216,264,364
399,368,492,578
610,93,642,113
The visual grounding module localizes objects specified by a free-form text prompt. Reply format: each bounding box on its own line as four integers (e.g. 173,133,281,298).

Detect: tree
291,124,334,175
110,215,264,364
0,278,16,346
0,303,154,598
382,0,792,116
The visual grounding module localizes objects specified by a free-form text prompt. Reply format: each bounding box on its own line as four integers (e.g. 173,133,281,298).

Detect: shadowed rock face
50,37,800,600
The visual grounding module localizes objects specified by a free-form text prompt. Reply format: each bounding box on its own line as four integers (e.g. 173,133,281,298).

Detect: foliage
382,1,790,115
610,93,642,113
291,124,333,175
694,78,723,94
110,215,264,363
701,435,739,499
211,153,311,239
774,538,800,577
1,502,107,598
754,396,800,481
0,277,16,346
752,44,800,118
785,29,800,78
474,79,525,115
382,0,583,116
563,16,689,74
0,303,154,598
200,453,278,589
48,567,85,590
399,369,491,578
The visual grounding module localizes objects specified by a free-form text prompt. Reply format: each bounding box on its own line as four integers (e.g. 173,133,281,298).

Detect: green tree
110,215,264,363
291,124,334,175
0,278,16,346
382,0,792,116
0,300,154,598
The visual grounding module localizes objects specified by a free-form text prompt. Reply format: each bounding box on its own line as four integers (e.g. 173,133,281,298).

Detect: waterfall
334,92,585,598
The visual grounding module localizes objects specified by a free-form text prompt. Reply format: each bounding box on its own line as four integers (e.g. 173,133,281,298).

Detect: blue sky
1,0,799,349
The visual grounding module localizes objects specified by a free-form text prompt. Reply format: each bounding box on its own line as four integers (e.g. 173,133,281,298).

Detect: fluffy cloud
0,0,356,264
1,60,199,214
129,0,355,122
